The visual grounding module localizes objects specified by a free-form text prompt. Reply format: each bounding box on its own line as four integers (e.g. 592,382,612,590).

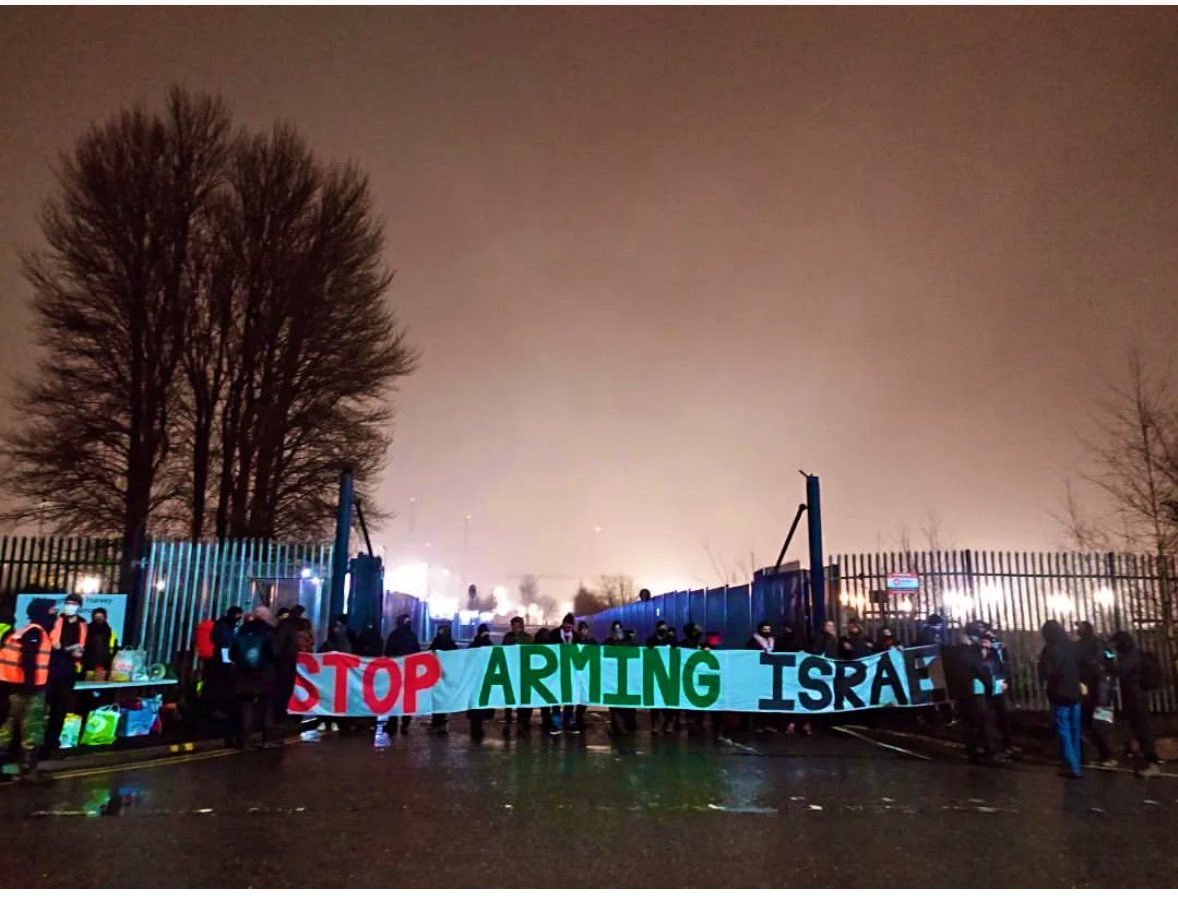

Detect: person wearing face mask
604,621,637,735
45,594,87,753
81,607,118,678
428,624,458,735
467,624,495,742
0,597,57,782
645,619,677,734
814,619,840,659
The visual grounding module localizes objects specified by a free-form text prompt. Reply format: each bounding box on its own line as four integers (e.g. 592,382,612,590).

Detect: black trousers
503,707,533,729
959,696,1000,760
45,674,77,752
1125,702,1159,763
1080,697,1115,762
239,693,276,747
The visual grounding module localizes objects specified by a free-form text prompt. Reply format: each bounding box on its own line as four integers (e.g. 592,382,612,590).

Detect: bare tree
1,89,230,588
595,574,636,607
1082,350,1178,556
573,583,608,616
1054,478,1112,552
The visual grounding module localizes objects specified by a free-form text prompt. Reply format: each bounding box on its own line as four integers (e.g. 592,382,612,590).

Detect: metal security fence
139,539,334,666
831,550,1178,713
583,568,810,648
0,535,123,601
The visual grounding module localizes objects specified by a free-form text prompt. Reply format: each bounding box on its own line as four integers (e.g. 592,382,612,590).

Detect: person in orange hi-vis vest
0,597,57,782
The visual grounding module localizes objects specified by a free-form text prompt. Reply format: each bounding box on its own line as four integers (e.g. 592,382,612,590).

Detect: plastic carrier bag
81,706,121,746
110,648,147,682
58,713,84,749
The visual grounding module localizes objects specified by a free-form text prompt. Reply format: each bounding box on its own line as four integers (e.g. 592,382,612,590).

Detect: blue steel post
329,467,354,621
806,474,825,634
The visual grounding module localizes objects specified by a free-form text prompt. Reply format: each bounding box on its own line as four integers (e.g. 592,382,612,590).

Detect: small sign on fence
886,573,921,593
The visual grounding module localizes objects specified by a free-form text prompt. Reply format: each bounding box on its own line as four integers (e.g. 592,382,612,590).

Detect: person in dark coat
467,624,494,741
327,615,354,654
428,624,458,735
645,619,677,733
384,614,421,734
979,632,1016,759
501,616,533,735
1109,631,1161,778
356,624,383,658
1074,621,1116,766
45,594,86,754
813,619,840,659
918,613,946,647
546,614,580,735
604,621,638,735
81,607,118,677
1038,619,1083,778
230,606,280,749
271,605,305,722
533,627,553,732
944,628,1003,765
839,618,874,660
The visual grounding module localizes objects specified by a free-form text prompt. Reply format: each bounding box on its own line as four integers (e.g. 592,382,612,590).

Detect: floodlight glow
1046,593,1074,617
76,575,101,595
979,583,1004,606
387,562,429,598
943,590,974,615
429,594,459,619
300,567,313,579
1093,587,1115,608
155,580,167,591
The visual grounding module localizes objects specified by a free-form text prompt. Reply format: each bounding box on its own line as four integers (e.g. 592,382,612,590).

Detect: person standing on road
533,627,553,733
385,613,422,735
1074,622,1116,768
0,597,56,783
645,620,677,734
272,605,306,722
979,631,1017,759
467,624,495,742
604,621,637,735
1038,619,1083,778
501,616,533,736
547,614,580,735
428,624,458,735
45,594,87,754
231,606,280,750
571,621,597,734
1109,631,1162,778
747,622,777,735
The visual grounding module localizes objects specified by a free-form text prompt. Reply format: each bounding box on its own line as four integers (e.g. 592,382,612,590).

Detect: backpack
235,627,268,671
1139,650,1163,692
194,619,215,661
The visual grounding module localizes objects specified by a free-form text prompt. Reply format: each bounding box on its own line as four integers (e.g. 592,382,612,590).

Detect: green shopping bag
80,705,121,746
59,713,84,749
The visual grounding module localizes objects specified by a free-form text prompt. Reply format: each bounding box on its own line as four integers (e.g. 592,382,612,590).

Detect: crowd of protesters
3,589,1168,781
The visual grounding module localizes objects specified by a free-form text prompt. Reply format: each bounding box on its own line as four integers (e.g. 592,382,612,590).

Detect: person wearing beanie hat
0,598,57,782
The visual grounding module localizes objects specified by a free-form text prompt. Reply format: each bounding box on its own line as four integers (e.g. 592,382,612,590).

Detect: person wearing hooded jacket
547,614,581,735
0,597,56,782
1074,621,1116,767
230,606,280,750
428,624,458,735
1039,619,1083,778
1109,631,1161,778
645,620,677,734
467,624,494,741
384,614,421,735
604,621,638,735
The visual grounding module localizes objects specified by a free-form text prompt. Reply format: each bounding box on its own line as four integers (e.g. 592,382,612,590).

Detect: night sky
1,7,1176,599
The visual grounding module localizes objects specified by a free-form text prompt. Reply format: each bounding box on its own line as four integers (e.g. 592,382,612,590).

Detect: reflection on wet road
2,720,1176,887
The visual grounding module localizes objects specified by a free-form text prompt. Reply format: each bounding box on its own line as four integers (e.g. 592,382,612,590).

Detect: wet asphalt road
2,716,1176,888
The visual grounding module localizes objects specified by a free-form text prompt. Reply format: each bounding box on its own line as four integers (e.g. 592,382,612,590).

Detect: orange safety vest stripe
50,616,88,649
0,624,51,686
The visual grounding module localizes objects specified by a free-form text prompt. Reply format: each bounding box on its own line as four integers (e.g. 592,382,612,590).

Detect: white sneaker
301,729,320,743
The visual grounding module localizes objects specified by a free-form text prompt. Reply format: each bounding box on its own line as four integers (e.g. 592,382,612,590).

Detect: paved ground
2,715,1177,888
